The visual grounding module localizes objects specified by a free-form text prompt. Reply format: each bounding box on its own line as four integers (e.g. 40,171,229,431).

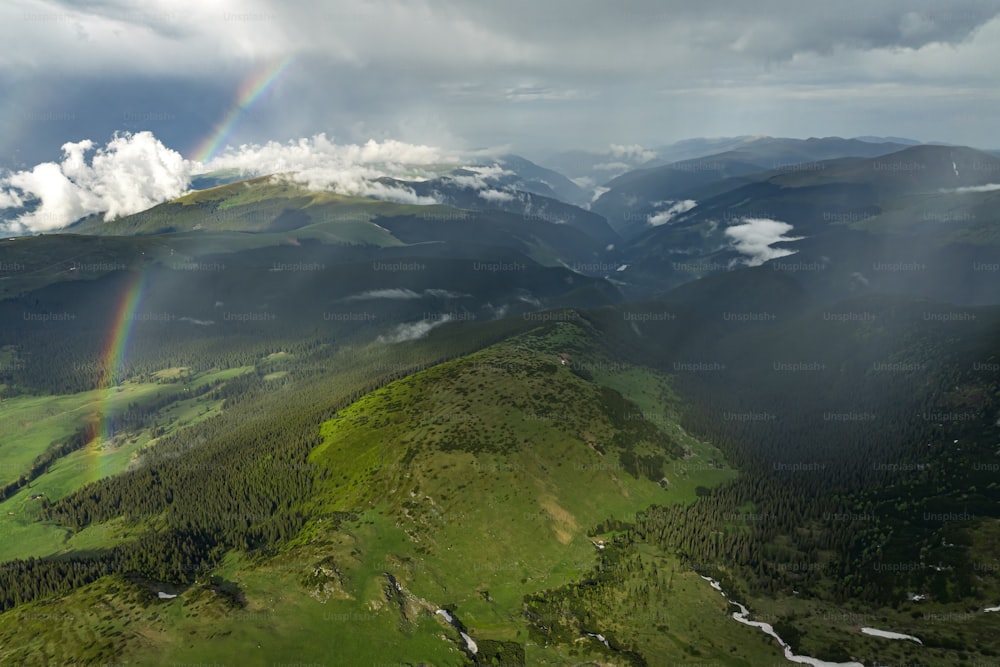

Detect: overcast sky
2,0,1000,168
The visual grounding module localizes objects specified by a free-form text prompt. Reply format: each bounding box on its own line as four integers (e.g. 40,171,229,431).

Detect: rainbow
191,55,295,164
87,271,148,472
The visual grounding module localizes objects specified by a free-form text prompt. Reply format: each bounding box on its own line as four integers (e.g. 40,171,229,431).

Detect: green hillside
0,317,773,666
70,175,447,238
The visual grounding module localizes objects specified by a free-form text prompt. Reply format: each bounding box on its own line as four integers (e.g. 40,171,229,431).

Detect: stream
700,576,866,667
435,609,478,655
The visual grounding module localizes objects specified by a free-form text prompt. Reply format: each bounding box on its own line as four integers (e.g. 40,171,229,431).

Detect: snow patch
861,627,922,644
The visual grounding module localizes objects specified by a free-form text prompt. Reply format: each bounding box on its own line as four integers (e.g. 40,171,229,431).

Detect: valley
1,135,999,666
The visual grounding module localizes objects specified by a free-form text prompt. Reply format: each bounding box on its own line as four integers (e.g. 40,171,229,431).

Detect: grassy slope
0,320,756,666
78,176,465,239
150,323,750,665
0,366,253,562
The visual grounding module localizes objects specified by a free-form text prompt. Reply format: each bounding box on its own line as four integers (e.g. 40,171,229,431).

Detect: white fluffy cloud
202,135,452,175
647,199,697,226
724,217,804,266
0,132,486,231
0,131,192,232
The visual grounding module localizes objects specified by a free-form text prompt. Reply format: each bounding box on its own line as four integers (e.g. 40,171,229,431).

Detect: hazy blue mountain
610,144,1000,305
481,154,590,206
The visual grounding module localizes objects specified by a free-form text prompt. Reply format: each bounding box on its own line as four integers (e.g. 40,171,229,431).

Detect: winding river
700,576,866,667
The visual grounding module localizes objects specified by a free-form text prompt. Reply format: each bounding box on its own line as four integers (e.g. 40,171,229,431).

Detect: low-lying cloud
341,288,423,301
378,315,454,343
724,217,804,266
204,134,457,205
944,183,1000,193
647,199,697,226
424,289,470,299
340,288,468,302
479,188,516,202
589,186,610,203
448,165,514,190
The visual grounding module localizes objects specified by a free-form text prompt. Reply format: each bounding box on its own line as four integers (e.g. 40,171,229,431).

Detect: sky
1,0,1000,231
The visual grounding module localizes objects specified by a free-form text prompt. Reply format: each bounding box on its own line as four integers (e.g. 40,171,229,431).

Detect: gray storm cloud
724,217,804,266
3,1,997,74
2,1,999,161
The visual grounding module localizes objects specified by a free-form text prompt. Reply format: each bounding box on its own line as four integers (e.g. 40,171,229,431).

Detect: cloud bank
0,131,191,231
202,134,459,205
1,132,485,232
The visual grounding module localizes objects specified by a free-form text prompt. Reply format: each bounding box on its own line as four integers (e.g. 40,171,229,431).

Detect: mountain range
0,135,998,666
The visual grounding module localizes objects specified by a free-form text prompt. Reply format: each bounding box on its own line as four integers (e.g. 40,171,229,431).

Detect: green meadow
0,366,253,563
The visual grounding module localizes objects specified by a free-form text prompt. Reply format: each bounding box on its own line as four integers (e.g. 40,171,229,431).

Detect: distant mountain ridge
609,144,1000,304
538,135,926,185
590,137,915,238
